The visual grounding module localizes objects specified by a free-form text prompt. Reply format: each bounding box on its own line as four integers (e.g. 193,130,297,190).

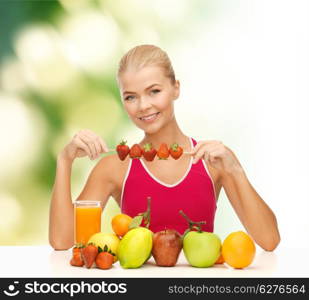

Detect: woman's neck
140,118,190,151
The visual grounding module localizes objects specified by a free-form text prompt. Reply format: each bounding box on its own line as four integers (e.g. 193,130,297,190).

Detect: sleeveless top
120,137,217,234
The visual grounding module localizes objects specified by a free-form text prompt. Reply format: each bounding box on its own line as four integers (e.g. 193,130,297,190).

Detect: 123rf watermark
2,281,127,297
168,283,306,296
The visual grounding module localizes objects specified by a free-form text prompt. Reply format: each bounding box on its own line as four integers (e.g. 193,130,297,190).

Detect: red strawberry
95,252,114,270
129,144,143,159
169,143,183,160
81,243,98,268
70,253,85,267
70,246,84,267
73,243,84,253
73,247,81,256
116,140,130,161
157,143,169,160
142,143,157,161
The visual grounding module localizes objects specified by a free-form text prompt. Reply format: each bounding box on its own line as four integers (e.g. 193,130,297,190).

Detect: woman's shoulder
96,153,130,186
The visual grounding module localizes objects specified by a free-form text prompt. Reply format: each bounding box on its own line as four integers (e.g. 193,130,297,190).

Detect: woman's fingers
192,144,210,164
99,136,109,153
208,149,224,163
70,129,110,161
92,137,103,159
90,135,109,158
190,141,207,155
85,131,104,153
73,136,92,158
192,144,223,164
83,131,102,158
79,134,97,159
190,140,220,155
79,130,111,160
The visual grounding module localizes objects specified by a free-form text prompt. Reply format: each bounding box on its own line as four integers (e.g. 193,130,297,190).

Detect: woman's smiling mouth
139,112,160,122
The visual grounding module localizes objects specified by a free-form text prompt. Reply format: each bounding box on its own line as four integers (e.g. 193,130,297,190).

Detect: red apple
152,229,183,267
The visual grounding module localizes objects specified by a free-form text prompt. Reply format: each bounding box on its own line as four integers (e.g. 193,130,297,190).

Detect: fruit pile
116,140,183,161
69,197,256,270
70,243,115,270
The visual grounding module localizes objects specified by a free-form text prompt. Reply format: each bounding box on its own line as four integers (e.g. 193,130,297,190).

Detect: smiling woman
49,44,280,252
117,46,180,136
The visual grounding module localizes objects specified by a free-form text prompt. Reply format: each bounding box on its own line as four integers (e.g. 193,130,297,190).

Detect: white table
1,245,308,278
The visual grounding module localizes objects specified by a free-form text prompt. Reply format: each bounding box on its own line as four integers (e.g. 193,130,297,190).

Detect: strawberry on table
70,254,84,267
142,143,157,161
129,144,143,159
70,245,84,267
95,245,115,270
157,143,169,160
81,243,98,269
169,143,183,160
72,243,84,255
95,252,114,270
116,140,130,161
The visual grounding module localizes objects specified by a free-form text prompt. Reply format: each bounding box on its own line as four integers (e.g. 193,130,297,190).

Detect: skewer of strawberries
115,140,186,161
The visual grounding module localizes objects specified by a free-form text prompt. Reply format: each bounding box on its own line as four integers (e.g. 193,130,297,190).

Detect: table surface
1,245,308,278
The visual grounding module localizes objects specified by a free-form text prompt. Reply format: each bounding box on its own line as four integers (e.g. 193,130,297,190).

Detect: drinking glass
74,200,102,245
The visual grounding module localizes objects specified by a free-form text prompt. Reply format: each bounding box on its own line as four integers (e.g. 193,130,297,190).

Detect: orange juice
74,201,102,245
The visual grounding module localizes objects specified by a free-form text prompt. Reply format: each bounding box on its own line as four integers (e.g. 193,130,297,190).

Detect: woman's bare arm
49,153,74,250
191,140,280,251
49,154,115,251
49,129,110,250
221,169,280,251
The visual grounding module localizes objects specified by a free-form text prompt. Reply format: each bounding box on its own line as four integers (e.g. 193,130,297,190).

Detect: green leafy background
0,0,252,245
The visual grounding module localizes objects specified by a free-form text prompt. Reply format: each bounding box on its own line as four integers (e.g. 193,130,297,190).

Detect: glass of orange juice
74,200,102,245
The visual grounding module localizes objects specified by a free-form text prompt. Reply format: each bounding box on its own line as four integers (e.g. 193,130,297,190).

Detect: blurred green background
1,0,226,245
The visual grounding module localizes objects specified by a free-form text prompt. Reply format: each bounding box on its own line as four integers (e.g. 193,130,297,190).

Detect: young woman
49,45,280,251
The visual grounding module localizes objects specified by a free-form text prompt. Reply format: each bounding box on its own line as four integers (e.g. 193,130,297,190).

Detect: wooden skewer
106,149,193,155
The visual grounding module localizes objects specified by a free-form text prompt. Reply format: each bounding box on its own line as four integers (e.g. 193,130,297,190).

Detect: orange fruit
215,253,225,264
222,231,256,269
111,214,133,237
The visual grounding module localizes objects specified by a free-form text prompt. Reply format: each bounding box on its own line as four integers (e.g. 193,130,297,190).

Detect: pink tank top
120,137,217,235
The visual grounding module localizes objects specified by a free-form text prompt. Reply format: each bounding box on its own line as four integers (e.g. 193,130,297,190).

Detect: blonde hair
117,44,176,84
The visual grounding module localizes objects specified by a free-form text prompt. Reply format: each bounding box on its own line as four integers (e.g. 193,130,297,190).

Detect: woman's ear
173,80,180,100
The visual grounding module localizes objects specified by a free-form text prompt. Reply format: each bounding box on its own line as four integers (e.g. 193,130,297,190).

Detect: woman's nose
139,96,152,111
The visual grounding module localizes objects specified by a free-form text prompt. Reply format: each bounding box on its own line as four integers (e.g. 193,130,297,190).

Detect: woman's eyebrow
145,83,161,90
123,83,161,95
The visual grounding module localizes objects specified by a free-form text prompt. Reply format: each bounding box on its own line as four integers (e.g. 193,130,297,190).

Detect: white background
178,0,309,249
129,0,309,249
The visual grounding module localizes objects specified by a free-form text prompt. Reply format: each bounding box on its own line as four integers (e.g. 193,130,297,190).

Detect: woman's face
118,66,180,134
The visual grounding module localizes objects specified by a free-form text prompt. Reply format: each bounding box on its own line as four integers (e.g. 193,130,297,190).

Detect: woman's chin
133,116,165,134
139,124,161,135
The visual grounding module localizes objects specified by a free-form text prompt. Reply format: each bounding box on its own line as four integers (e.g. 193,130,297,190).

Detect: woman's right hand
59,129,109,162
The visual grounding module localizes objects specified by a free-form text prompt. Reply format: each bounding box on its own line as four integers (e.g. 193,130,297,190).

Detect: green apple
183,231,221,268
118,227,153,269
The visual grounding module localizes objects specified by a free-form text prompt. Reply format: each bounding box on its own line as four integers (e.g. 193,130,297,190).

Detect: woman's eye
150,89,160,95
124,95,135,101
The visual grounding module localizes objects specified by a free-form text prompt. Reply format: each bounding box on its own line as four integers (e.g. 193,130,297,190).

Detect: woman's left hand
190,140,242,174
